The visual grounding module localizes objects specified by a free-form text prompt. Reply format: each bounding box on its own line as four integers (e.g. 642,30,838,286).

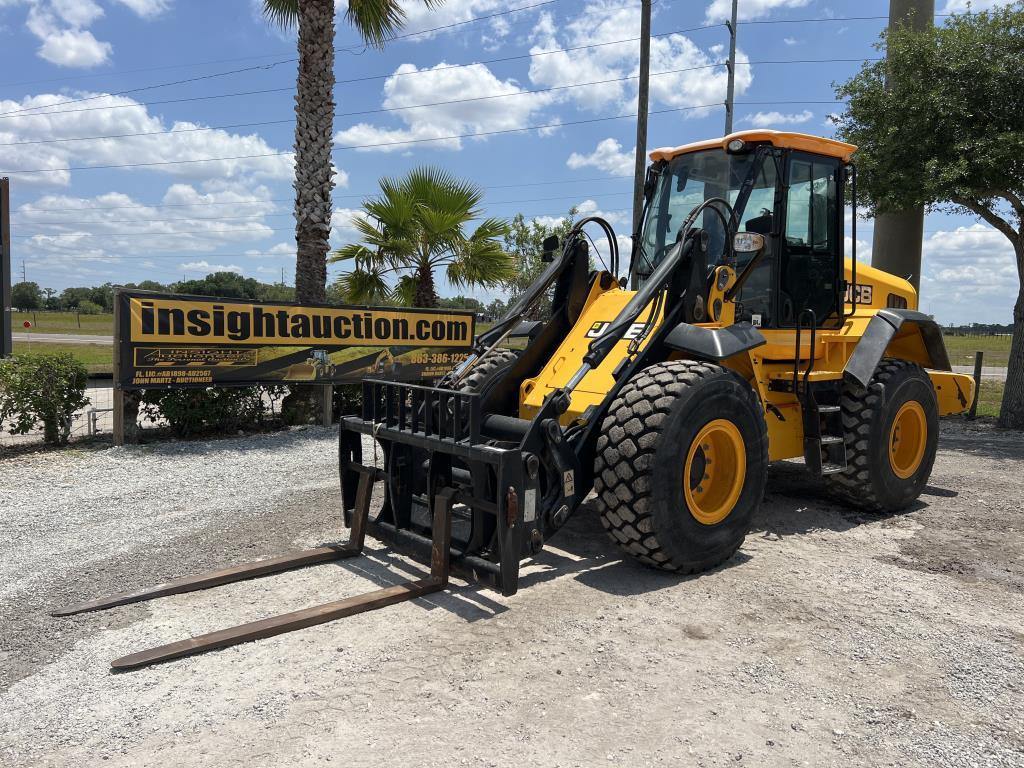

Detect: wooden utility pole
631,0,652,238
870,0,934,292
1,178,10,358
724,0,739,134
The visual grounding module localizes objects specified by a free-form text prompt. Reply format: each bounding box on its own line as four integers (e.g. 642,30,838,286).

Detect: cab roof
649,130,857,163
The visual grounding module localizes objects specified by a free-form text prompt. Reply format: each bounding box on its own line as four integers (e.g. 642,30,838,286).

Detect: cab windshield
635,148,777,280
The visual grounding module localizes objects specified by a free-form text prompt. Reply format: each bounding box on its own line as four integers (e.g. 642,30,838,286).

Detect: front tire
824,359,938,512
594,360,768,573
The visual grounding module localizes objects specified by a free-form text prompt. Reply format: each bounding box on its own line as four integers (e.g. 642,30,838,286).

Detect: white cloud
330,207,370,244
15,183,283,276
0,91,300,187
527,2,750,117
397,0,527,42
783,37,800,46
246,242,295,259
111,0,171,18
23,2,112,68
180,261,243,274
566,138,634,176
50,0,104,27
918,223,1018,323
705,0,811,22
941,0,1012,12
743,109,813,127
334,62,553,153
35,27,111,67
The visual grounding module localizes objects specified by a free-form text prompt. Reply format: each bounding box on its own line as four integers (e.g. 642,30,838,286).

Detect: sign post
1,178,11,358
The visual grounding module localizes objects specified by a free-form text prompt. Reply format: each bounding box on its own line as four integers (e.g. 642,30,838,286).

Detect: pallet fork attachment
53,468,455,671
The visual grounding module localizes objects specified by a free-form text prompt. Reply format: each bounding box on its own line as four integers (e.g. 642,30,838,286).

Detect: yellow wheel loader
339,129,974,590
56,131,974,670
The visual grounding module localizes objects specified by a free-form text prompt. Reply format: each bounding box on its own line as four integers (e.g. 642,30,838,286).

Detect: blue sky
0,0,1015,325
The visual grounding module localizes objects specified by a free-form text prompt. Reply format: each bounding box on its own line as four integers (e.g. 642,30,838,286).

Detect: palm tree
262,0,437,305
331,167,515,308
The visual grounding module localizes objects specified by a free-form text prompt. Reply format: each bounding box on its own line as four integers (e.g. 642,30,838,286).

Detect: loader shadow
751,460,936,540
314,459,957,622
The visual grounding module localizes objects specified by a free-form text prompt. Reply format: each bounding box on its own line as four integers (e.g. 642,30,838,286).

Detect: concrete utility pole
870,0,934,292
631,0,652,238
724,0,739,135
1,178,11,358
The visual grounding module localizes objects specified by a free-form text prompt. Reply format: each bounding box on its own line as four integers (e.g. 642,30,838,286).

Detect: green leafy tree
11,281,41,311
437,295,484,311
485,298,508,320
0,352,89,445
834,4,1024,428
331,167,514,308
58,287,92,310
173,272,263,300
502,210,577,319
263,0,440,304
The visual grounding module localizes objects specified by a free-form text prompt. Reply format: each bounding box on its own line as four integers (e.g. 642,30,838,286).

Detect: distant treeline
943,323,1014,336
11,271,503,315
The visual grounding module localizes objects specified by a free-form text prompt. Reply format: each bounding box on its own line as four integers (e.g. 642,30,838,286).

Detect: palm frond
262,0,298,30
446,229,516,289
346,0,407,49
329,243,374,264
334,266,394,305
392,274,419,307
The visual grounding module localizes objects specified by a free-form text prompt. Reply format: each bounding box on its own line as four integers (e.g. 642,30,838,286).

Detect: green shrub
140,386,286,437
0,353,89,445
77,299,104,315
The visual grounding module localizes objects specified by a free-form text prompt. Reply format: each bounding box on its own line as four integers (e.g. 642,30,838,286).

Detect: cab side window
780,155,840,327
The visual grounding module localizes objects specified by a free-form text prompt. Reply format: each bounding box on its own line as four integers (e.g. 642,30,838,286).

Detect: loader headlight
726,138,748,154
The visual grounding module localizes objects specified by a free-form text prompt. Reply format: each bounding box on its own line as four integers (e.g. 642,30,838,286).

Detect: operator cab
636,130,856,330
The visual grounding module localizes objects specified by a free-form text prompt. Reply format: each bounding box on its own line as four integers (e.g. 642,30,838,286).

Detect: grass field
973,379,1005,419
13,311,113,335
12,342,113,375
942,334,1012,368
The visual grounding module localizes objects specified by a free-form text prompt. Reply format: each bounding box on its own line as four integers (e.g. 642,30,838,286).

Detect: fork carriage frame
340,377,588,597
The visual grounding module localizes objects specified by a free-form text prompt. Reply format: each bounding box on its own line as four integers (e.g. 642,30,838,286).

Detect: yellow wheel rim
889,400,927,479
684,419,747,526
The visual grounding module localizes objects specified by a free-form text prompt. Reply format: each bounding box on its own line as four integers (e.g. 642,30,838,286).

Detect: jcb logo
844,282,874,305
585,321,647,340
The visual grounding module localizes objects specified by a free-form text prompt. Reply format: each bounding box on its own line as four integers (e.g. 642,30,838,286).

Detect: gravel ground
1,421,1022,767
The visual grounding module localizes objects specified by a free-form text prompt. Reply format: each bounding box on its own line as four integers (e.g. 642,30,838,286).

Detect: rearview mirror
541,234,559,262
733,232,765,254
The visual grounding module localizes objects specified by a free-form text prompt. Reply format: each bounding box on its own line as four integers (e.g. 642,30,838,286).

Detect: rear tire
823,359,938,512
594,360,768,573
459,349,519,394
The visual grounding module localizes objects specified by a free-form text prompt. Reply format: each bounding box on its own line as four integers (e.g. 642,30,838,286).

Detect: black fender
664,321,767,361
844,309,951,389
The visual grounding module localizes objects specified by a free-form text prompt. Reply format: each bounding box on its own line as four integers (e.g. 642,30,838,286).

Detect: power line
0,59,298,119
0,98,844,175
0,55,875,148
0,0,582,118
737,13,950,25
13,174,634,215
0,62,725,145
0,23,722,123
18,192,632,227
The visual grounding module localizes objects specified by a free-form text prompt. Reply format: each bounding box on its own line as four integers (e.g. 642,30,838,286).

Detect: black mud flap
844,309,952,389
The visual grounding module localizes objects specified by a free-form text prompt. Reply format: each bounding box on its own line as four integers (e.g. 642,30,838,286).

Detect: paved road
13,332,113,345
952,364,1007,380
10,333,1010,380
